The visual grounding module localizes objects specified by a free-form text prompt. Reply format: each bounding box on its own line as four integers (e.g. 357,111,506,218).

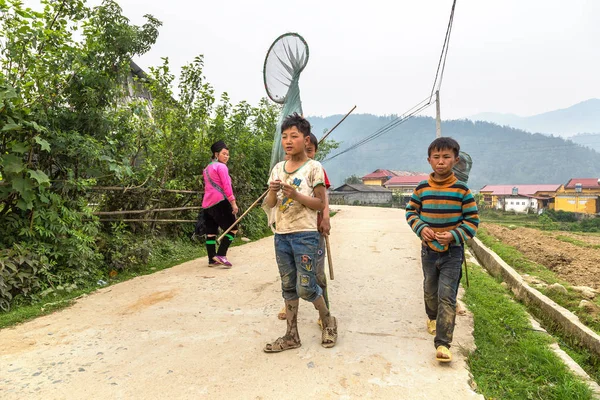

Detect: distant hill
569,133,600,153
307,114,600,191
469,98,600,137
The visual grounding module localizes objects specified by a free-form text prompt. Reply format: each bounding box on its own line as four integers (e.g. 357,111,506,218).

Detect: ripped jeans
422,244,464,349
275,231,322,302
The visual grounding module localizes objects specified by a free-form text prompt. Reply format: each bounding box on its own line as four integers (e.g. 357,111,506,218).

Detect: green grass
0,238,206,330
480,210,542,228
554,235,600,249
464,261,594,399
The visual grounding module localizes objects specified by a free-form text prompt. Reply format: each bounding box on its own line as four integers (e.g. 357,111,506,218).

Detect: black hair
308,133,319,152
281,112,311,137
428,137,460,158
210,140,228,158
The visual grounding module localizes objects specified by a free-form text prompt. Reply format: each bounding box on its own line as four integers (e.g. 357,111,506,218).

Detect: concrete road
0,205,482,399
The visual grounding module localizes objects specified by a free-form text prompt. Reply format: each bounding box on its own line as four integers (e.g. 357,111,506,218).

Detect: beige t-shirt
268,159,325,234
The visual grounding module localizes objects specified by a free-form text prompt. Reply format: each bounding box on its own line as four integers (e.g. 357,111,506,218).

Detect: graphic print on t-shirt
279,177,302,213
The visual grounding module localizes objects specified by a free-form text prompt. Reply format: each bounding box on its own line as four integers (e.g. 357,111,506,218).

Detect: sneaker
212,255,232,268
427,319,436,335
208,261,218,268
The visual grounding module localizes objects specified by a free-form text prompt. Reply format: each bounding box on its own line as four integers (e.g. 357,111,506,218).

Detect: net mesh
263,33,309,170
453,151,473,183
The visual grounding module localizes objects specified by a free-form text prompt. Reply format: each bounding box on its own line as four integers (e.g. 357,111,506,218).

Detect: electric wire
430,0,457,99
324,98,435,162
323,0,458,164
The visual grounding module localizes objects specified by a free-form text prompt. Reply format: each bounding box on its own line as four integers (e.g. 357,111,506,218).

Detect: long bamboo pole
217,105,356,243
325,235,334,280
320,105,356,143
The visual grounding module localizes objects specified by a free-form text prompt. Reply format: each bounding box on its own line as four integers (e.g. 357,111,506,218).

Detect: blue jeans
275,231,323,302
421,244,463,349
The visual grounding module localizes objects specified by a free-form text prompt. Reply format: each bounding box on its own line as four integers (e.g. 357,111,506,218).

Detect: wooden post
435,90,441,138
325,235,334,280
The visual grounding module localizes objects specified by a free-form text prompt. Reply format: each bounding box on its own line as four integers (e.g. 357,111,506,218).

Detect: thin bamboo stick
93,206,202,216
98,219,196,223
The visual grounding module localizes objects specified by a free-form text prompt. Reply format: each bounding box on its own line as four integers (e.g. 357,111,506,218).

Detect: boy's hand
421,227,436,242
435,232,454,245
319,216,331,236
269,180,282,193
281,182,297,199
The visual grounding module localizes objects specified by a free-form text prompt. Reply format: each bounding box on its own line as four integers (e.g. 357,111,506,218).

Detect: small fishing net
263,33,309,170
453,151,473,183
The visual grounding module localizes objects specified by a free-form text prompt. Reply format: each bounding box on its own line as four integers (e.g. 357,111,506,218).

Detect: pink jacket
202,162,235,209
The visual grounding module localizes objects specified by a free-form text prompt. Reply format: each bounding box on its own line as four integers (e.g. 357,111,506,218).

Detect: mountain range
469,98,600,137
307,114,600,191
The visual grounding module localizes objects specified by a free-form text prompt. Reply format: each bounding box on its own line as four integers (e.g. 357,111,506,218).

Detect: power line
430,0,457,100
323,97,435,162
323,0,458,163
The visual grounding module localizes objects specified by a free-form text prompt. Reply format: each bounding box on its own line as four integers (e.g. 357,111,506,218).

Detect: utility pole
435,90,441,138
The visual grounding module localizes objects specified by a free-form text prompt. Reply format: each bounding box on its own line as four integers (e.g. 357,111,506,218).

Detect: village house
361,169,426,187
361,169,398,186
329,183,392,206
383,174,429,207
554,178,600,214
479,184,561,213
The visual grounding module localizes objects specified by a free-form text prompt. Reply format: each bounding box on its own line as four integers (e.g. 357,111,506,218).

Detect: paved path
0,205,482,399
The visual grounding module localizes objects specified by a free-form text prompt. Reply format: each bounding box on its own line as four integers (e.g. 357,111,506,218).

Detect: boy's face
282,126,309,157
427,147,459,179
306,143,316,159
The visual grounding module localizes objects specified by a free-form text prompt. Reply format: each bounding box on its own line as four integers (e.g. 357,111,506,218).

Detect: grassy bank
464,261,594,399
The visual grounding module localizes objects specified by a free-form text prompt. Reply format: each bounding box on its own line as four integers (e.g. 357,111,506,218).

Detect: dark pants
421,244,463,349
204,200,237,234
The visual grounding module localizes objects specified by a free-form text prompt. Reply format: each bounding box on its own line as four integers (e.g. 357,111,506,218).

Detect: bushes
0,1,280,312
545,209,579,222
0,245,46,311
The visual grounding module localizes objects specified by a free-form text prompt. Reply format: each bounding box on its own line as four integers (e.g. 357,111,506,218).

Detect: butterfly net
263,33,310,170
453,151,473,183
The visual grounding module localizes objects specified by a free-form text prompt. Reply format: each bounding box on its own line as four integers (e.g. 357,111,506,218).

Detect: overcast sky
27,0,600,118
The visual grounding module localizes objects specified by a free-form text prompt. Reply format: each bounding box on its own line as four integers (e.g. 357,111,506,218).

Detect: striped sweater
405,172,479,252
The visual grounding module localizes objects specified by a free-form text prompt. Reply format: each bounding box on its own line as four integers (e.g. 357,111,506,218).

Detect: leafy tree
344,175,362,184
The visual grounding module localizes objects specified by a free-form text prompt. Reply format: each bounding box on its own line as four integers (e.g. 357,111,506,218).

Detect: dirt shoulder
0,206,481,399
483,223,600,290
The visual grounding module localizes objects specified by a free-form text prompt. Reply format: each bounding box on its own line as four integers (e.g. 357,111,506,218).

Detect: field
483,223,600,289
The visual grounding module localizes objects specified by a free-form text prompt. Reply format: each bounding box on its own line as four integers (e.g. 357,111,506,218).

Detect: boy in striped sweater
405,137,479,363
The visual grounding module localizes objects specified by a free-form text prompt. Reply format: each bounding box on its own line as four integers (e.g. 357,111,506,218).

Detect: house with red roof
479,184,562,213
554,178,600,214
361,169,397,186
383,174,430,206
361,169,425,187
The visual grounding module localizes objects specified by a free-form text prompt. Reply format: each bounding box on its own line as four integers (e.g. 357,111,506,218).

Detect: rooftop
384,174,430,186
361,169,396,180
362,169,425,180
333,183,392,193
565,178,600,189
479,184,562,196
